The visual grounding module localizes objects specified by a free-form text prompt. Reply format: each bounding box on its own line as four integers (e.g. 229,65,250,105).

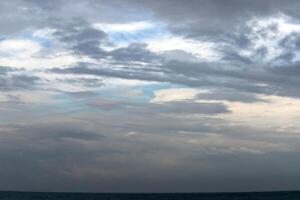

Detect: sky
1,0,300,193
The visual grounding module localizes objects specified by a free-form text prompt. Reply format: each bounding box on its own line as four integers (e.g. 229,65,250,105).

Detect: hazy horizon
1,0,300,193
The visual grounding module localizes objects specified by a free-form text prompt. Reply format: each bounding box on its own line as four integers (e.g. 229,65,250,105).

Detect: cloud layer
1,0,300,193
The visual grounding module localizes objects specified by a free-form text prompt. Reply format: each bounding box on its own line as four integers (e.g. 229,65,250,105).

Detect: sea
0,191,300,200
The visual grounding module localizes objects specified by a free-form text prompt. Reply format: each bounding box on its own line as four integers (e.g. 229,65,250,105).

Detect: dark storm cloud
0,104,299,192
130,0,300,38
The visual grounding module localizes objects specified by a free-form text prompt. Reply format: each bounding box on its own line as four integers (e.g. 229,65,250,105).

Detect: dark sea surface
0,191,300,200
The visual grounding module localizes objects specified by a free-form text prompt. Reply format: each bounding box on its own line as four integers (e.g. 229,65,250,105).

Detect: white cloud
222,95,300,131
33,28,56,39
242,14,300,63
0,39,41,58
0,52,79,70
147,35,220,61
94,21,155,33
152,88,200,103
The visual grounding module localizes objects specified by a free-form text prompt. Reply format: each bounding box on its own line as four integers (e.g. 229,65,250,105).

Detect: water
0,191,300,200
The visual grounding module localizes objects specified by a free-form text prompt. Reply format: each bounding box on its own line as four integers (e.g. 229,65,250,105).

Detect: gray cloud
0,66,39,91
56,77,105,88
109,43,159,63
0,66,18,74
51,59,300,98
90,98,230,114
50,19,159,64
50,18,108,59
0,0,145,35
130,0,300,38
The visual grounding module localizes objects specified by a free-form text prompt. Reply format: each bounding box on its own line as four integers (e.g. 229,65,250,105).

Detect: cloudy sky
1,0,300,193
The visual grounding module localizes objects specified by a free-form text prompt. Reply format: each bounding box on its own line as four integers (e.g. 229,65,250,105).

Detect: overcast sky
1,0,300,193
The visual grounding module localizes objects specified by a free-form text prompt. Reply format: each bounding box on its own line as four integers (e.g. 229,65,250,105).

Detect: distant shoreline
1,190,300,194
